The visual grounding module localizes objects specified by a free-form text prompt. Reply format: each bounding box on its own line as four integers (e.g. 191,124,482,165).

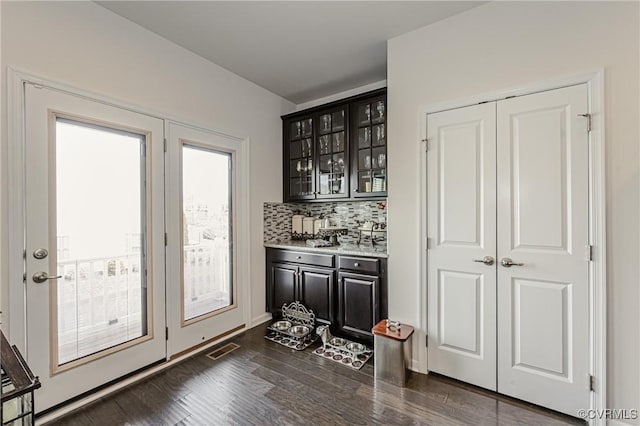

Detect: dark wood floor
46,324,584,425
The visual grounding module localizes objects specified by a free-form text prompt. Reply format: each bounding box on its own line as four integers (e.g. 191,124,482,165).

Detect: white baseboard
251,312,272,327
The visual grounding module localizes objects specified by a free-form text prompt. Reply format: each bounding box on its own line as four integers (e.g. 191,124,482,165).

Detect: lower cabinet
299,267,334,325
336,272,379,341
266,248,387,343
269,263,297,311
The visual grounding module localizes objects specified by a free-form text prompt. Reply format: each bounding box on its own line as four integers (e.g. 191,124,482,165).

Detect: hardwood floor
46,324,584,425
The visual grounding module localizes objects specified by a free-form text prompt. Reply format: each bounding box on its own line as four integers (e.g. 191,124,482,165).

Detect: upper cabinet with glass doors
282,88,386,202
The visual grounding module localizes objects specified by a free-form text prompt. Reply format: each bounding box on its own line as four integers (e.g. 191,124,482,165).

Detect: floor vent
206,343,240,360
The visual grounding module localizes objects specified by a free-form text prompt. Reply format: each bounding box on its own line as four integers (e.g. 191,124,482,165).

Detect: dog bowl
287,325,310,337
346,342,366,354
271,320,292,331
329,337,347,347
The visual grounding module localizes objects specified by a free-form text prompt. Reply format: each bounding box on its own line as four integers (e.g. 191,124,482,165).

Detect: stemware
378,153,386,168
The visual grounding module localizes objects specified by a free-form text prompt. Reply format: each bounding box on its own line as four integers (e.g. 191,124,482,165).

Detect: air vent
206,342,239,360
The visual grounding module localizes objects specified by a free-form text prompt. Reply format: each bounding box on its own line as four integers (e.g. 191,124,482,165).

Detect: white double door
21,84,244,412
426,84,590,416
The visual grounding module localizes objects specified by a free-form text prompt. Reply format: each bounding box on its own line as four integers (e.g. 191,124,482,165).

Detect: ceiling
98,1,484,104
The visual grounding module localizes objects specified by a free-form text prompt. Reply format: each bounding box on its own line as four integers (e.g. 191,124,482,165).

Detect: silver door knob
500,257,524,267
33,272,62,284
473,256,495,266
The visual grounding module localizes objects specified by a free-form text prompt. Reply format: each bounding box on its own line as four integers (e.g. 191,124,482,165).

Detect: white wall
387,1,639,419
0,1,295,335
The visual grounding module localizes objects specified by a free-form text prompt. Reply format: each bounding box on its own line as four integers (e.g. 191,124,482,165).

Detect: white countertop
264,240,388,259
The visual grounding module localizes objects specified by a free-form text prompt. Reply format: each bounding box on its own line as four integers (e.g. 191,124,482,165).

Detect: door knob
500,257,524,268
473,256,495,266
33,272,62,284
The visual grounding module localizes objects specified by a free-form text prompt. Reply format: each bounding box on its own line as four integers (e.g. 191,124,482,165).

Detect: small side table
372,320,414,387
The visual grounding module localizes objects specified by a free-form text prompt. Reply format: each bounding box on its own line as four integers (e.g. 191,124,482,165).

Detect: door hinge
589,374,595,392
585,245,593,262
425,335,428,347
164,233,168,246
163,138,167,152
578,113,592,132
422,138,430,152
166,327,169,341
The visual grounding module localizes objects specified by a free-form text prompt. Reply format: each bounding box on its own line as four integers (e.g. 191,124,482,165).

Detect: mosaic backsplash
263,200,387,245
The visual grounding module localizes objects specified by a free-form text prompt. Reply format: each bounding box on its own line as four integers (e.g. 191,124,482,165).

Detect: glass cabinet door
352,97,386,196
316,107,348,198
288,117,315,199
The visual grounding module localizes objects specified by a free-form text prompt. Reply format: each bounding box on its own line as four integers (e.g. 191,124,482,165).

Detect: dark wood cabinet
282,88,386,202
336,272,379,341
350,93,387,197
298,266,334,324
266,247,387,343
269,263,297,311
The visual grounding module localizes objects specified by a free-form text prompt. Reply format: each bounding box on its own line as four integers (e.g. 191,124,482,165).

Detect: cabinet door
316,106,349,199
285,117,315,201
337,272,379,340
351,95,387,197
298,266,335,324
269,263,297,313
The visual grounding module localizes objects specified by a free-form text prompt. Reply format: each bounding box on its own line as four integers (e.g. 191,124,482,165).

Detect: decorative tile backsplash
263,200,387,245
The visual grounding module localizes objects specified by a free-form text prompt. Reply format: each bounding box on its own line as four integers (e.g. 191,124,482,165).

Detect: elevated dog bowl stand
372,320,414,387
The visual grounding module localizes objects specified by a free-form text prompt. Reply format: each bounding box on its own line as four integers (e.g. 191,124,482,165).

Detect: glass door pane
317,108,347,196
55,118,146,366
182,145,232,322
354,97,386,195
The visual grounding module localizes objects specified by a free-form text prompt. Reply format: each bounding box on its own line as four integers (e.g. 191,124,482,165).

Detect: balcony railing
55,241,231,365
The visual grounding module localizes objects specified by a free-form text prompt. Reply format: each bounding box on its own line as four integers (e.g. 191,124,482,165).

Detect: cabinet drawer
338,256,379,274
271,249,334,268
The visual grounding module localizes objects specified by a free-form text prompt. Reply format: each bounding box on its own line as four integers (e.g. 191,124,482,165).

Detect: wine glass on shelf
378,153,386,168
296,160,302,174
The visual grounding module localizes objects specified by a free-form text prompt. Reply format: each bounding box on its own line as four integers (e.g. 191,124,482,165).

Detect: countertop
264,240,388,259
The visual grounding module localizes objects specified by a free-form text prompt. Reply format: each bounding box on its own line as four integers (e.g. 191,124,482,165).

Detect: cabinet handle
296,256,302,259
354,262,360,267
353,189,359,193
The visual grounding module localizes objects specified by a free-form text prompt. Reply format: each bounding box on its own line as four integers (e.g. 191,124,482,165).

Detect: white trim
417,70,606,423
34,323,250,426
251,312,273,327
294,80,387,112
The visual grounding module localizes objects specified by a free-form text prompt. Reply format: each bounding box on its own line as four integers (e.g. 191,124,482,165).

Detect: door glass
55,118,146,366
182,145,233,322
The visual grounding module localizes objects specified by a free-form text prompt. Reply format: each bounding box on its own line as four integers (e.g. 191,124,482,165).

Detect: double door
21,83,243,412
426,84,590,416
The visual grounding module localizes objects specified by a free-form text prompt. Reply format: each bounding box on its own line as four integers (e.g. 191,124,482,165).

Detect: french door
427,84,590,416
165,122,245,357
24,84,166,412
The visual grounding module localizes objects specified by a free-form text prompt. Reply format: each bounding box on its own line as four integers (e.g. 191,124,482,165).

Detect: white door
426,102,497,391
24,84,166,412
165,122,246,357
496,84,590,415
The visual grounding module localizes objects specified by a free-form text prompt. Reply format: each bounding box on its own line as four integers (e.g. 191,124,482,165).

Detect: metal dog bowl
329,337,348,347
271,320,292,331
346,342,366,354
288,325,310,337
